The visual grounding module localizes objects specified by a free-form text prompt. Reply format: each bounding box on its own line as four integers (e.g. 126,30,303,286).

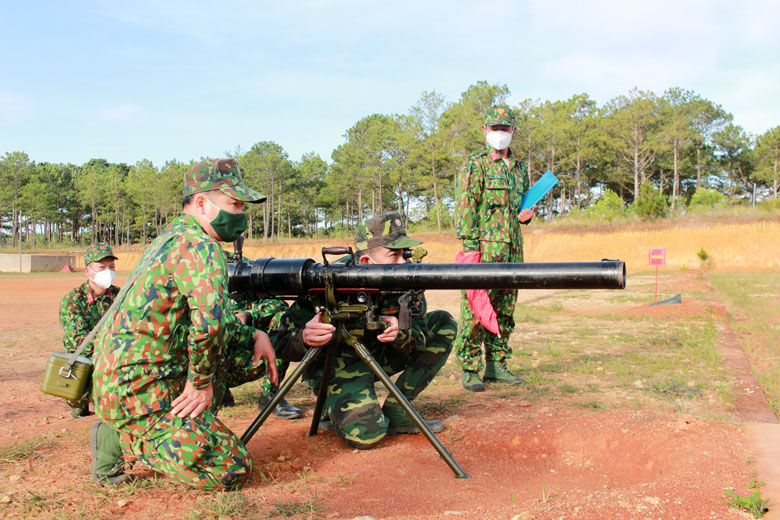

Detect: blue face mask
205,198,247,242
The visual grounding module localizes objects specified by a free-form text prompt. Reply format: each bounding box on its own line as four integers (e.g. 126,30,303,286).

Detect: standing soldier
59,243,119,417
89,159,313,488
454,104,536,392
271,213,457,449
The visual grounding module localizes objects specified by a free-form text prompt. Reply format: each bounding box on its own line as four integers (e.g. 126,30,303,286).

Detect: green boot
461,371,485,392
90,422,132,486
382,403,445,434
483,361,524,385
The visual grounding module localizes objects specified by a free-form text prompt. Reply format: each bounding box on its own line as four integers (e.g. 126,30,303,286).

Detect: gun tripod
239,272,469,479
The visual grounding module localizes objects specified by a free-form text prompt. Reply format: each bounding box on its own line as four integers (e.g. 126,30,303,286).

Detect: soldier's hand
376,315,399,343
302,312,335,347
518,204,537,224
236,311,250,325
252,331,278,385
171,380,213,419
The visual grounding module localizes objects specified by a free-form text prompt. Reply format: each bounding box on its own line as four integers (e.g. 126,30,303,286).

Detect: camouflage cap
355,212,422,252
484,104,515,127
84,243,117,266
183,158,266,203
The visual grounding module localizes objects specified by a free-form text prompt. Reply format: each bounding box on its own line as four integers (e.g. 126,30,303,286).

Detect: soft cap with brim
355,212,422,252
84,243,118,266
183,158,266,203
484,104,515,127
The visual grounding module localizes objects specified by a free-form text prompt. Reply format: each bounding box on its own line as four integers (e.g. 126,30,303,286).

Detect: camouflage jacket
92,214,257,433
270,292,429,372
59,282,120,356
229,297,289,333
455,146,530,251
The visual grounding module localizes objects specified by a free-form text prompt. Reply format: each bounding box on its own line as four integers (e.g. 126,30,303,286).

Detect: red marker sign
649,248,665,305
649,248,665,266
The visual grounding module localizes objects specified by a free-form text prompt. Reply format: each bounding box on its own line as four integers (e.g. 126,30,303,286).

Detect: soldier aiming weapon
227,239,626,479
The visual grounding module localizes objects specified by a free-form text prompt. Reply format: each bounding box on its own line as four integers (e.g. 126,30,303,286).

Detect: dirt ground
0,269,777,519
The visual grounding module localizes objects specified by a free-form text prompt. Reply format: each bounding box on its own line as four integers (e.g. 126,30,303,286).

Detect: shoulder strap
63,231,178,370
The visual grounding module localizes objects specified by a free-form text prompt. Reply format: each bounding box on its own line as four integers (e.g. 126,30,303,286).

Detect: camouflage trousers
309,310,456,449
216,335,275,406
66,383,91,414
455,241,522,372
117,411,251,490
107,341,270,489
258,359,290,396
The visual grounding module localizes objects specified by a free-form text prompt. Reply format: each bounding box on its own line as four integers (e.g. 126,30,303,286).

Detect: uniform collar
83,281,113,305
177,212,213,239
488,147,515,163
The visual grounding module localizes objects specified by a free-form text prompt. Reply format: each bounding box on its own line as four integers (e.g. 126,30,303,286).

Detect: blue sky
1,0,778,167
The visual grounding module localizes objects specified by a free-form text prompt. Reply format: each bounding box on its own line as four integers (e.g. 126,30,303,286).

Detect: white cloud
96,104,148,123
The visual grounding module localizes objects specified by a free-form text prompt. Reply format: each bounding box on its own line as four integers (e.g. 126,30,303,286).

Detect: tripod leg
350,340,469,479
240,346,322,445
308,340,338,437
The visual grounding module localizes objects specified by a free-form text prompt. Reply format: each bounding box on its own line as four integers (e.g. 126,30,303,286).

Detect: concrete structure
0,254,75,273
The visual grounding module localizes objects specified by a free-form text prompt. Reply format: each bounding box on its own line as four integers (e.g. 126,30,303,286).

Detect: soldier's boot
71,405,92,419
461,370,485,392
221,388,236,408
482,361,525,385
257,392,303,420
383,403,445,435
90,422,133,486
316,410,332,431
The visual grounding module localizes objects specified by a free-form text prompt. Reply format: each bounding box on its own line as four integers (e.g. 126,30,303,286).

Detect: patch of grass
0,436,56,464
724,489,769,518
336,473,354,486
573,400,603,410
514,307,548,323
709,272,780,419
537,362,566,373
270,496,323,517
540,482,559,503
115,474,176,495
298,468,326,483
185,491,263,519
14,490,66,517
648,378,702,399
558,383,580,394
415,396,466,416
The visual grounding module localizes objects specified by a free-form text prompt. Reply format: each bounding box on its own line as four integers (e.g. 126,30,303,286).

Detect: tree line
1,82,779,248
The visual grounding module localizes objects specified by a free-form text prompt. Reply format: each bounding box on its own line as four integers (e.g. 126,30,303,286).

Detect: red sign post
649,248,665,305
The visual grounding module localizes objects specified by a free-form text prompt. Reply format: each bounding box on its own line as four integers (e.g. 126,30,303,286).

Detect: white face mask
485,130,513,150
90,268,115,289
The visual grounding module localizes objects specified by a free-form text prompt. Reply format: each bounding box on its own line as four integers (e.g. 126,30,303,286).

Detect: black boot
221,388,236,408
258,392,303,420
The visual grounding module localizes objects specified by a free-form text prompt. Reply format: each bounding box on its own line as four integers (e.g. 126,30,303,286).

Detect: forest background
1,81,779,249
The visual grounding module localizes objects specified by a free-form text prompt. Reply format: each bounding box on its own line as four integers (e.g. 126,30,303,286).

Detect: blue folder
521,170,558,210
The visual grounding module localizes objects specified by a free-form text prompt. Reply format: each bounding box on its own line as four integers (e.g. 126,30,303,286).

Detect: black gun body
228,258,626,298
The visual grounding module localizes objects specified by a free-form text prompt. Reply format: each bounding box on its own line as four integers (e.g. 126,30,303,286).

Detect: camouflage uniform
59,243,119,415
270,213,457,449
454,105,530,373
227,296,290,395
91,159,305,490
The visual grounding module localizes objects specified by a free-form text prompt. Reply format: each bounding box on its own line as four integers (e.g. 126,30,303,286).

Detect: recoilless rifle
227,241,626,479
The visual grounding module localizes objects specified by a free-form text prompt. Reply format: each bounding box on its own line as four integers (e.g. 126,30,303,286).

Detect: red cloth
455,251,500,336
